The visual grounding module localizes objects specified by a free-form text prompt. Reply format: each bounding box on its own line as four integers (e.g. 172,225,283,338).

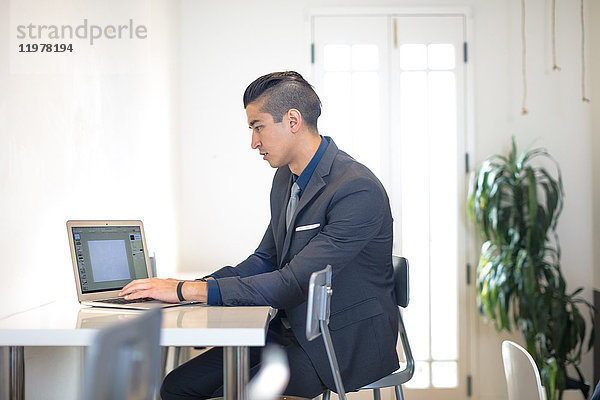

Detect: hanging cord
580,0,590,102
551,0,561,71
521,0,528,115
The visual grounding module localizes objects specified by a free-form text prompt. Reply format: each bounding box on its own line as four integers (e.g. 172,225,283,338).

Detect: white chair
208,344,292,400
307,256,414,400
501,340,544,400
81,308,162,400
247,345,290,400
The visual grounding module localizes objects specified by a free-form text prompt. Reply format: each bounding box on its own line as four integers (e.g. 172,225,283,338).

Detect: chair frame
306,265,347,400
307,256,414,400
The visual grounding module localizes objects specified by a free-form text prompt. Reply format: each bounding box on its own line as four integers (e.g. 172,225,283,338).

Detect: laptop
67,220,195,309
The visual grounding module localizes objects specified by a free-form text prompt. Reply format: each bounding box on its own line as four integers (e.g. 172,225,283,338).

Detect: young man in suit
121,71,399,400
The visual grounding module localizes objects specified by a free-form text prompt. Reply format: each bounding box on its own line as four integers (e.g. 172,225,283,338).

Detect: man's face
246,102,294,169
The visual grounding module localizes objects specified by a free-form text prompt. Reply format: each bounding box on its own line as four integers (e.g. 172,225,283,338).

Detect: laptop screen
70,225,149,294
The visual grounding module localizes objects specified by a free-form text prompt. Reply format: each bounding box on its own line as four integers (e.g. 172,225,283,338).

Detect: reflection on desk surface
161,305,275,329
75,303,209,329
76,307,145,329
76,305,273,330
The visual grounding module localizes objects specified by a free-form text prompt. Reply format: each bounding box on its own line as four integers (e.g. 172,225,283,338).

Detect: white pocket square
295,223,320,232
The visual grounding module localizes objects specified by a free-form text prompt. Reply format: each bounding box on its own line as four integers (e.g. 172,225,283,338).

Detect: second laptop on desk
67,220,196,310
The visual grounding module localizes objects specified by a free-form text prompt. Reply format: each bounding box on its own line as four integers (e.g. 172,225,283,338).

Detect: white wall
0,0,180,319
0,0,180,398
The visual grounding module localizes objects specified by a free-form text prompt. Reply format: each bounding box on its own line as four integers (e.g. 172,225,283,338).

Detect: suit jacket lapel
279,138,338,266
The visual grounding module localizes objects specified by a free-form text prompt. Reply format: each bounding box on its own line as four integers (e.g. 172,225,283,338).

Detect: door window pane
428,44,456,70
432,361,458,388
324,45,351,71
352,44,379,70
322,72,352,150
320,45,382,177
399,71,430,363
429,71,458,361
400,44,427,70
406,361,431,389
351,71,380,175
399,50,459,389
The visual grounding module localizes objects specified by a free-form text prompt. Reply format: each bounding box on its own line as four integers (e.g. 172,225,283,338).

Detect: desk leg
9,346,24,400
223,346,248,400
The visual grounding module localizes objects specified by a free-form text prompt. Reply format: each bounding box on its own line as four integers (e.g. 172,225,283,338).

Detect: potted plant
467,137,595,400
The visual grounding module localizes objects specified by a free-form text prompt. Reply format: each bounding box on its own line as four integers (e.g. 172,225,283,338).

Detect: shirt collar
292,136,329,194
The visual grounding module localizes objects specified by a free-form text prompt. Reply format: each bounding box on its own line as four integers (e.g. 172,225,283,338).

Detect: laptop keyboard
96,297,156,305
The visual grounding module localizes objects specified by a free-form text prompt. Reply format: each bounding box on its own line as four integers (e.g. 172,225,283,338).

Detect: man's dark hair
243,71,322,130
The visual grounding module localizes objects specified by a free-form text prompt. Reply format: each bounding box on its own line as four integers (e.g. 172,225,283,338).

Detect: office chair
81,308,162,400
308,256,414,400
501,340,544,400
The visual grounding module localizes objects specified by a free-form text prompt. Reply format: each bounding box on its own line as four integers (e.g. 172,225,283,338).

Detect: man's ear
287,109,302,133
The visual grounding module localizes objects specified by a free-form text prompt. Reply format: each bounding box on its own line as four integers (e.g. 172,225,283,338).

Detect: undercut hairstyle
243,71,322,130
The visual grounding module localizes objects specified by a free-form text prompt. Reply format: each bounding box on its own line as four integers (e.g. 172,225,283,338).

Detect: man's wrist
180,280,209,303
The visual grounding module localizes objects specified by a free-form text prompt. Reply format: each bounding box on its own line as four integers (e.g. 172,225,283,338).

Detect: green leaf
570,287,583,297
542,357,558,400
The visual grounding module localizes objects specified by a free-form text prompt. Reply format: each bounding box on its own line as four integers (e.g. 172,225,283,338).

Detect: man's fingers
118,277,181,303
119,279,152,296
124,290,150,300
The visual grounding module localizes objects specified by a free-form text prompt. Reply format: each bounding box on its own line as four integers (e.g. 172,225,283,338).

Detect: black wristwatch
176,281,186,302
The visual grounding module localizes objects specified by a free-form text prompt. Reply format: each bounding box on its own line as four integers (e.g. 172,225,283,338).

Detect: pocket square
295,223,320,232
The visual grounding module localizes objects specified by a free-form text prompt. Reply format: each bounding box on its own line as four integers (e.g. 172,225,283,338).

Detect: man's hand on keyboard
119,278,181,303
119,278,208,303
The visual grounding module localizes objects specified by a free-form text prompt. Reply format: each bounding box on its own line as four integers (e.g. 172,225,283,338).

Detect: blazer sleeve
211,221,278,278
216,176,388,308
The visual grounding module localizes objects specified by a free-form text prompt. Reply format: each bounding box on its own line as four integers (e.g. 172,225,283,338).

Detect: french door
312,12,470,400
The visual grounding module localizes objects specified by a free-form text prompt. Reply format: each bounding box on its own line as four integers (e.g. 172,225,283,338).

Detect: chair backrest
392,256,409,308
306,265,347,400
392,255,414,376
305,265,332,342
361,256,414,390
81,308,162,400
501,340,544,400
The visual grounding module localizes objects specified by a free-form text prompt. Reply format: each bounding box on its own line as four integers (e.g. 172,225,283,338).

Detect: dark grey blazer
214,137,399,391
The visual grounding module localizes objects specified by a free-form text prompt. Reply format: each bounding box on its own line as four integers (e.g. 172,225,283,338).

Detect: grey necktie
286,182,301,230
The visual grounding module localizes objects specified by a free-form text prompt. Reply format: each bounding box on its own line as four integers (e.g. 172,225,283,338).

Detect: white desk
0,298,275,400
